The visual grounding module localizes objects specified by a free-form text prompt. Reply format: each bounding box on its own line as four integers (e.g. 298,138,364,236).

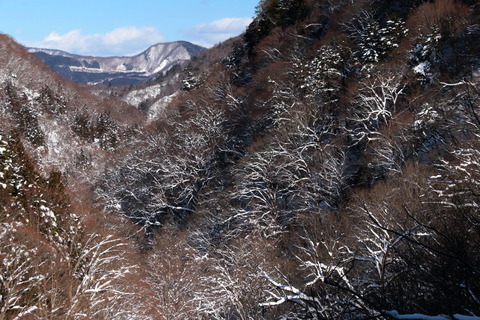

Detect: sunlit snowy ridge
28,41,205,85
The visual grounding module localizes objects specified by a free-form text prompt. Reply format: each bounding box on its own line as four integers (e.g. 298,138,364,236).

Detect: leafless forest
1,0,480,319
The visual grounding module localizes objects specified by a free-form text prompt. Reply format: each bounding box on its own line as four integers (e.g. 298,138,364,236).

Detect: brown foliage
406,0,471,36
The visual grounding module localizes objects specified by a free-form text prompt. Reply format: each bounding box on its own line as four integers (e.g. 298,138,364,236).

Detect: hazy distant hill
29,41,205,85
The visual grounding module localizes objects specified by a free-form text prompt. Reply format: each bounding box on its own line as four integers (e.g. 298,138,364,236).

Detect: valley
1,0,480,319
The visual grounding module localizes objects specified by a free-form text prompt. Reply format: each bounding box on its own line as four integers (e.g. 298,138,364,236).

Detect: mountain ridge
29,41,205,85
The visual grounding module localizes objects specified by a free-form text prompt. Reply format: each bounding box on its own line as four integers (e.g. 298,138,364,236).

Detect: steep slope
97,0,480,318
0,34,152,320
29,41,205,85
2,0,480,319
0,33,145,187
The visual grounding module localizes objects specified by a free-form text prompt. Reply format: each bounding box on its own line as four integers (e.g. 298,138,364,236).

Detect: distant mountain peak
29,41,206,85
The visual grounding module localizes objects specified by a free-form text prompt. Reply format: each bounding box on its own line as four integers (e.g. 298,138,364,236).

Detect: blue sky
0,0,259,56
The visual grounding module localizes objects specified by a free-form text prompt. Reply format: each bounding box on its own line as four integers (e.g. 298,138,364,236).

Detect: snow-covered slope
0,34,143,176
29,41,205,85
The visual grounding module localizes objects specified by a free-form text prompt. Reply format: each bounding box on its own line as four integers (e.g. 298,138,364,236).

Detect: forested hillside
2,0,480,319
0,34,150,319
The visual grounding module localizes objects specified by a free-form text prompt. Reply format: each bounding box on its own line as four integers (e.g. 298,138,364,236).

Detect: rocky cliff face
29,41,205,85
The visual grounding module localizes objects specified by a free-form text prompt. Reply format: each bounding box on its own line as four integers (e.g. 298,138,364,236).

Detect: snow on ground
30,42,196,77
37,119,79,171
147,92,178,120
125,84,164,107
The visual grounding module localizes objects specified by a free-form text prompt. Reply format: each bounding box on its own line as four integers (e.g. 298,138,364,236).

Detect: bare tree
97,97,227,229
349,74,405,144
192,237,273,320
0,222,45,320
146,230,202,320
65,234,138,320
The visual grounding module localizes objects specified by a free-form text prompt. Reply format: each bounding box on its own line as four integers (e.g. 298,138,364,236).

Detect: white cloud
185,17,253,48
31,26,165,56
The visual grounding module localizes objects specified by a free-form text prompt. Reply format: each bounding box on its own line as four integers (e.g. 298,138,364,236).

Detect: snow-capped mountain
29,41,205,85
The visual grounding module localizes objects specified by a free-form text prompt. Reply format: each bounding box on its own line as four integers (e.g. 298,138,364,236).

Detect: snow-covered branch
65,233,137,319
383,310,479,320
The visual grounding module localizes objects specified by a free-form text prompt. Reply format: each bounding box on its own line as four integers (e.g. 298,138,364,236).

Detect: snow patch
148,92,178,120
125,84,164,107
413,62,429,76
